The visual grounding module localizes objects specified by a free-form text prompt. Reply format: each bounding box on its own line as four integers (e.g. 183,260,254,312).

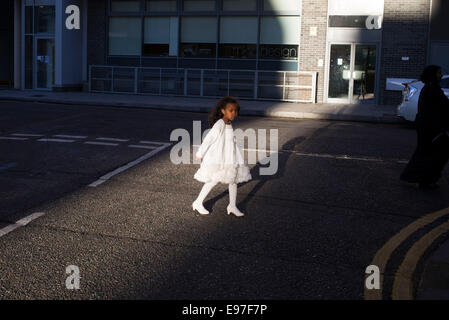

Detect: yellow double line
364,206,449,300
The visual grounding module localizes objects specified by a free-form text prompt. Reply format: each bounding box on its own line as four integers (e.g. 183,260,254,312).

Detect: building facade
2,0,449,105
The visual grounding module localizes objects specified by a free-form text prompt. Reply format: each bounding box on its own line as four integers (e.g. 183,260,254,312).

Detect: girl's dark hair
208,96,241,128
420,65,442,84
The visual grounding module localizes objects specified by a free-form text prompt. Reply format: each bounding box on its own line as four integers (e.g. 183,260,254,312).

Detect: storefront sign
259,45,298,60
65,5,80,30
365,15,382,30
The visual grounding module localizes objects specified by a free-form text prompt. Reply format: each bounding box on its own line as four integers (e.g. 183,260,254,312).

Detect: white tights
195,182,238,207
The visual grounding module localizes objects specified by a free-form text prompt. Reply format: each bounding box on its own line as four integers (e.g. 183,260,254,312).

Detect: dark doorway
0,0,14,88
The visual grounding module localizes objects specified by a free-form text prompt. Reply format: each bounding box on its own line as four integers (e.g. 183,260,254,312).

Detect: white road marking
10,133,43,137
0,212,45,238
38,138,75,143
192,144,408,163
244,148,277,154
88,142,172,187
128,144,158,150
84,141,119,146
53,135,88,139
0,137,29,140
140,141,166,145
292,152,408,163
96,137,129,142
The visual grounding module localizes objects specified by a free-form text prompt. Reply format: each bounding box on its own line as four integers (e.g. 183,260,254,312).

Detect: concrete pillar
54,0,83,91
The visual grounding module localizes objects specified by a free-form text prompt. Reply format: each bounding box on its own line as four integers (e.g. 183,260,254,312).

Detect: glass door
352,44,377,103
328,44,352,102
35,37,55,90
327,43,378,103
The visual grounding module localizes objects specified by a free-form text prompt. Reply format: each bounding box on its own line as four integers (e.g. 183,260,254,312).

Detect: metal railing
89,65,317,103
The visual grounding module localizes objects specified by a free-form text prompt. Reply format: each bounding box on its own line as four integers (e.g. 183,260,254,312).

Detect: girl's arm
196,120,224,159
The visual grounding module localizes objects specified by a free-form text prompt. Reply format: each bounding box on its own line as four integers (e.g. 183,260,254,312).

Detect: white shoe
192,201,209,215
227,204,245,217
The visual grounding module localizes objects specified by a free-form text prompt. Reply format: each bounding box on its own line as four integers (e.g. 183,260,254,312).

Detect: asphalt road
0,100,448,300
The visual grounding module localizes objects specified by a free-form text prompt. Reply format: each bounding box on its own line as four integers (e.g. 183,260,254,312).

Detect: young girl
192,96,252,217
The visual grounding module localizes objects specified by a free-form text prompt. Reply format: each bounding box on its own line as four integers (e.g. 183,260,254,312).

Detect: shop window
143,17,170,56
260,16,299,60
146,0,177,12
109,17,142,55
180,43,216,57
143,44,170,56
263,0,300,12
259,45,298,60
219,44,256,59
222,0,256,11
219,17,257,59
180,17,216,57
183,0,215,12
111,0,141,12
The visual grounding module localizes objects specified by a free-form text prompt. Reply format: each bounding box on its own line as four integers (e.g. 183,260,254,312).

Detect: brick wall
299,0,328,103
380,0,431,105
87,0,107,67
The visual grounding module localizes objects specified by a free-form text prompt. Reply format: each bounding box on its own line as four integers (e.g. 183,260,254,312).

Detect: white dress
194,118,252,184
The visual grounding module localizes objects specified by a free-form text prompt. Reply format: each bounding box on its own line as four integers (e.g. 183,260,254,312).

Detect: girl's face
221,103,238,121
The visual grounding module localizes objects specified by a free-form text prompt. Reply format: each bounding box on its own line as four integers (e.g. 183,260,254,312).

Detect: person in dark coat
400,65,449,189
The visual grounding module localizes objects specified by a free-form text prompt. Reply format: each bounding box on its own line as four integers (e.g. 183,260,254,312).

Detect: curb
0,95,405,124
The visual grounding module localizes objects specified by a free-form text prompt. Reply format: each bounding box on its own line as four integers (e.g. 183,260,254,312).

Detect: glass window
220,17,257,44
34,5,55,33
259,45,298,60
144,17,170,43
181,17,216,42
146,0,177,12
219,44,256,59
222,0,256,11
109,17,142,55
143,17,170,56
329,16,369,28
25,6,33,33
219,17,257,59
111,0,140,12
260,16,300,44
263,0,301,12
260,16,299,60
180,43,216,57
183,0,215,12
180,17,216,57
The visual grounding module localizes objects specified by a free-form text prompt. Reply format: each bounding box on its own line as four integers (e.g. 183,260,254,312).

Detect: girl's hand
196,156,202,161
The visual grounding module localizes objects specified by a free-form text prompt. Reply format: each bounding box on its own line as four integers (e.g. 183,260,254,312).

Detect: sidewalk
0,89,403,123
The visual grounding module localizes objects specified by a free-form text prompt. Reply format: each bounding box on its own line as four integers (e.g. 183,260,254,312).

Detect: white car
397,75,449,121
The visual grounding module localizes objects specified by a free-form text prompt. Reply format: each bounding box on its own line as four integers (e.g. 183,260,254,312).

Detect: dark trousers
400,129,449,184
